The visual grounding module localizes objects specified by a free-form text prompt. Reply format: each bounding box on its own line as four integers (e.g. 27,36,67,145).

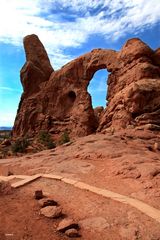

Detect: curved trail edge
0,173,160,224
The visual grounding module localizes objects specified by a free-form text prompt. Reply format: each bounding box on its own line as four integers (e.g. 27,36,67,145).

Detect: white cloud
0,0,159,125
0,0,159,69
0,111,16,126
49,51,73,69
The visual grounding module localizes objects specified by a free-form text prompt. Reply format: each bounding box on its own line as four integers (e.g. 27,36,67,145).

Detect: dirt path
1,173,160,224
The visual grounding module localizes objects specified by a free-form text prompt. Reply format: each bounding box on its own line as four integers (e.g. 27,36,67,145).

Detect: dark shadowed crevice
68,91,76,103
59,90,77,117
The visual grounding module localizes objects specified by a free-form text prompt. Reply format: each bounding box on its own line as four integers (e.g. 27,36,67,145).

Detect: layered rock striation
13,35,160,138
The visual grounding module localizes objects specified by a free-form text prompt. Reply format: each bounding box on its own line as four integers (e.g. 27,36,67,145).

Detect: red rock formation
13,35,160,138
99,38,160,131
21,34,53,95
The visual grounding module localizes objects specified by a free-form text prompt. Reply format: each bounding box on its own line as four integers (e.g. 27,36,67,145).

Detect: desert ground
0,129,160,239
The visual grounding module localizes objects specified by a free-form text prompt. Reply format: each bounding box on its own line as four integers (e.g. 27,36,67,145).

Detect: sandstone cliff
13,35,160,138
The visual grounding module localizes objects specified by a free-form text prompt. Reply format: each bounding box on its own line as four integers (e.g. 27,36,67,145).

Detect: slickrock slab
13,175,29,179
11,174,41,188
61,178,78,185
0,176,10,181
42,174,63,180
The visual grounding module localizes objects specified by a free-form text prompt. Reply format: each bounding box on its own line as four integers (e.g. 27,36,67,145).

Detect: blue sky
0,0,160,126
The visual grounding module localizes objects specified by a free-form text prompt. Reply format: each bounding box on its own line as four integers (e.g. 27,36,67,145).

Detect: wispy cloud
0,86,22,93
0,0,160,68
88,76,107,93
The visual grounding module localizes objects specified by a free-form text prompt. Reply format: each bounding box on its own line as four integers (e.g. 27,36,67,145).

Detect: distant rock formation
13,35,160,138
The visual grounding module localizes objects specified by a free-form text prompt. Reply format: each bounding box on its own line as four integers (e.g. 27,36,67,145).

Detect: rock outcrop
13,35,160,138
99,38,160,131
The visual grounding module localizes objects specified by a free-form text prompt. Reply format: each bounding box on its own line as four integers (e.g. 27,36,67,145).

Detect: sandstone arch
13,35,160,138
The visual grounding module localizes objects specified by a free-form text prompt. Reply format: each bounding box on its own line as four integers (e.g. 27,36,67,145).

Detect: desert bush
0,130,11,140
45,139,56,149
11,137,29,153
38,131,56,149
59,130,70,144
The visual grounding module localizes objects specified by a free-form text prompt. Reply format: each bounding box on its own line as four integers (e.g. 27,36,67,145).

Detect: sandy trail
1,173,160,224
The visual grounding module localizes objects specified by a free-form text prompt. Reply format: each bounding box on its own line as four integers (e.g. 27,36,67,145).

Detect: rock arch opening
87,69,108,109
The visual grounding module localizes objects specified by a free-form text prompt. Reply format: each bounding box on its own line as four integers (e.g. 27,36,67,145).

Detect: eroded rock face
21,34,54,94
99,38,160,131
13,35,160,138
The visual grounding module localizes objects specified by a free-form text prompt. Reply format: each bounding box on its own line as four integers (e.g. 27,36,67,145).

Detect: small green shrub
11,138,29,153
39,131,50,143
38,131,56,149
59,130,70,144
46,140,56,149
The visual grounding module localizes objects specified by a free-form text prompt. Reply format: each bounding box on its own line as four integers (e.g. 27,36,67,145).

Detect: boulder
38,198,58,208
57,218,79,232
34,190,44,200
94,106,104,123
40,206,62,218
65,228,80,238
